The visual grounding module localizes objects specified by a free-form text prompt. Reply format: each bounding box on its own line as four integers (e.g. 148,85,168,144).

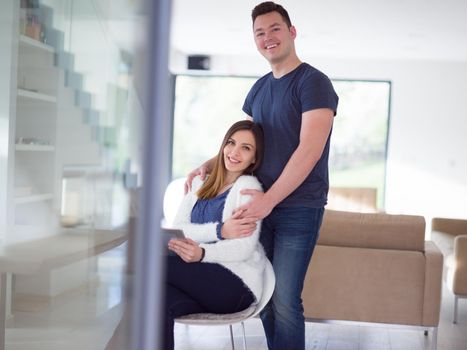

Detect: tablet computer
161,227,185,254
161,227,185,239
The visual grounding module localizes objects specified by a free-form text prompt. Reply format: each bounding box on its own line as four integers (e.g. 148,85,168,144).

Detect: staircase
16,1,138,232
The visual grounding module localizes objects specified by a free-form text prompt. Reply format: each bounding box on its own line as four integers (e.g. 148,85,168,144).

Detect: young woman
164,120,267,350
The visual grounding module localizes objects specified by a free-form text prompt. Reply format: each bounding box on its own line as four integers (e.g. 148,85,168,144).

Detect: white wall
319,58,467,219
171,52,467,220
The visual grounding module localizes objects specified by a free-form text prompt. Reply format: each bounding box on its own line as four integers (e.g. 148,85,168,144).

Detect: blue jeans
260,206,324,350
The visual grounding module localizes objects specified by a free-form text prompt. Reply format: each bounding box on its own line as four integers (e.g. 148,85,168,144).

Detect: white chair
162,177,186,227
175,260,275,350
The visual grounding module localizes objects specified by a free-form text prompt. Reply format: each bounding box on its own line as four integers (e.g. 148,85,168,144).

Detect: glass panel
1,0,146,348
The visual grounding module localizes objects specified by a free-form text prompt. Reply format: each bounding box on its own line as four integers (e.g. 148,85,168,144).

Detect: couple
165,2,338,350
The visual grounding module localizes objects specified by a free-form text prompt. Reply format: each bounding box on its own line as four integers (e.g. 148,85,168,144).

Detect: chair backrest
250,259,275,318
163,177,186,227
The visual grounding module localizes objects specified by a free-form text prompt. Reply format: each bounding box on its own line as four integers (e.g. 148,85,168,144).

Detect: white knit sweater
172,175,266,302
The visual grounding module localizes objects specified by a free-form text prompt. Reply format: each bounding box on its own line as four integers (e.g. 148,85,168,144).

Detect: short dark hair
251,2,292,28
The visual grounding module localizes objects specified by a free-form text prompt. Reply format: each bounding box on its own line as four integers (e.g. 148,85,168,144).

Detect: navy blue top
191,189,230,225
242,63,338,208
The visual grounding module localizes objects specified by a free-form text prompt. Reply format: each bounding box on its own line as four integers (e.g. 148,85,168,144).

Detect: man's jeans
259,206,324,350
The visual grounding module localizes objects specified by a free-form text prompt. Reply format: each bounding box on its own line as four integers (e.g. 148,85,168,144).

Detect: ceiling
170,0,467,62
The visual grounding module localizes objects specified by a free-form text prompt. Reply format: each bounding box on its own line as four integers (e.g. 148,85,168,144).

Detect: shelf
17,88,57,103
19,34,55,53
15,144,55,152
15,193,54,205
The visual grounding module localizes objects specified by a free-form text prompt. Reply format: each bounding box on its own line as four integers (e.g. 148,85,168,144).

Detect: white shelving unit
18,34,55,53
13,29,59,230
15,193,54,205
6,3,105,236
15,144,55,152
17,88,57,103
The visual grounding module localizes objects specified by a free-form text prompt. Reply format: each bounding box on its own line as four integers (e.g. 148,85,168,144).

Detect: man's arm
184,156,216,193
239,108,334,219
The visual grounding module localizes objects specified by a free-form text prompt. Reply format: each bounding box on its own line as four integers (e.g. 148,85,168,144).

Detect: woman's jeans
259,206,324,350
164,255,254,350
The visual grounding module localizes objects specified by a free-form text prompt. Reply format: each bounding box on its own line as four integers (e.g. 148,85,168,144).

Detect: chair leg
229,324,235,350
431,327,438,350
453,295,458,324
241,321,247,350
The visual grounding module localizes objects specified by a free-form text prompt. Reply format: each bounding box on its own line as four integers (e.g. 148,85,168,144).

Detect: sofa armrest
422,241,443,326
453,235,467,295
432,217,467,237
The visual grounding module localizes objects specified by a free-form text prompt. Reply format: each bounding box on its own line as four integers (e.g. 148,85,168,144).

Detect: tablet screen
161,227,184,239
161,227,185,254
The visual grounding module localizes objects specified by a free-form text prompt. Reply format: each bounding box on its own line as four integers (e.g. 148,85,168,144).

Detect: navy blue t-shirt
242,63,338,208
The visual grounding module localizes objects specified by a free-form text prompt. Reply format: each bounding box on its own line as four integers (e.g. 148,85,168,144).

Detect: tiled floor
174,304,467,350
5,245,467,350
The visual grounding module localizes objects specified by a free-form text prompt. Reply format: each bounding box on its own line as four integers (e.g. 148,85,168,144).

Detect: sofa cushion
318,210,425,252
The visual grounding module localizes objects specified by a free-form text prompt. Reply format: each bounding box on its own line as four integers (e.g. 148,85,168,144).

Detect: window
330,80,391,209
172,75,257,178
172,76,390,210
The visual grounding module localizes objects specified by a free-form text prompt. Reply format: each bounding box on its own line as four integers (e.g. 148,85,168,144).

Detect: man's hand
221,210,258,239
184,165,208,194
168,238,203,263
236,190,274,220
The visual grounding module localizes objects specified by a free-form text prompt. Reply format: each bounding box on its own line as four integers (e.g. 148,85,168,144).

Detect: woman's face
223,129,256,175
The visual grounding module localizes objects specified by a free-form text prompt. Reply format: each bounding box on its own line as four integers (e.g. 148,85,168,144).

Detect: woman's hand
221,210,258,239
168,238,203,263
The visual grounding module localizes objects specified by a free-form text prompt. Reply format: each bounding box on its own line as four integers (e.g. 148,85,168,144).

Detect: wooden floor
174,284,467,350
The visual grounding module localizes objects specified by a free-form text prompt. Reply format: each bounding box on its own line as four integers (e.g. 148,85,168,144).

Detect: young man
186,2,338,349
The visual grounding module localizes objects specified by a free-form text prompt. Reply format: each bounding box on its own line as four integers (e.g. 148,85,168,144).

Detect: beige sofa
302,210,443,347
431,217,467,323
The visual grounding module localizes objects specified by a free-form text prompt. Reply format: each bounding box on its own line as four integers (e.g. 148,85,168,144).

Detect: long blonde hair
197,120,264,199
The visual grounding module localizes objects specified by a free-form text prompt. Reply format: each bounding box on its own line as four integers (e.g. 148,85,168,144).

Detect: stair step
40,5,54,29
90,126,116,147
84,109,100,126
43,27,64,52
64,70,83,90
56,52,75,71
104,127,117,146
91,126,100,143
124,173,138,188
75,90,92,109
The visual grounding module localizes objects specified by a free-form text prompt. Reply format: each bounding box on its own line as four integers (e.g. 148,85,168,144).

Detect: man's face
253,11,296,65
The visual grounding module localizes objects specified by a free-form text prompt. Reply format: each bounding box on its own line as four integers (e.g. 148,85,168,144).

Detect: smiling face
253,11,296,65
223,129,257,176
